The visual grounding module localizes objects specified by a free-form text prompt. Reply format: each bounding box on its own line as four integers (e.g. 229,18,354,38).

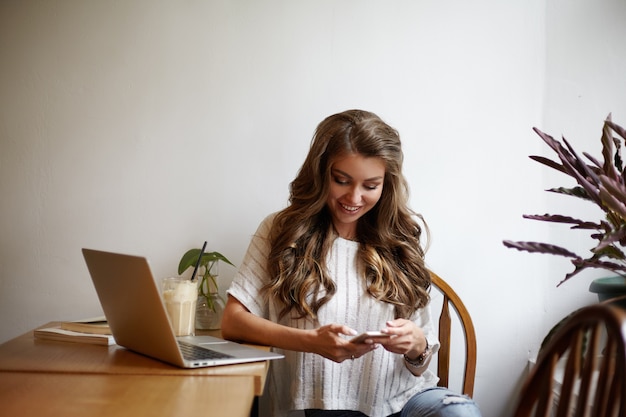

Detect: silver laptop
82,248,283,368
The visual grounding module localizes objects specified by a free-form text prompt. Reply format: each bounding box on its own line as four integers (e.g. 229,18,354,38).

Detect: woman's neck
334,224,357,241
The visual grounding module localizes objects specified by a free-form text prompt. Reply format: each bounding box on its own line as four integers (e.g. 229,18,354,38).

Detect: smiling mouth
340,203,361,213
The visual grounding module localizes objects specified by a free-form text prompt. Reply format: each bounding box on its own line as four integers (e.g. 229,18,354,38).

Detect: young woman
222,110,481,417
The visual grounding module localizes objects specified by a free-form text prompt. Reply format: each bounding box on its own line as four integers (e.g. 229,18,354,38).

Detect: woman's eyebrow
332,168,383,182
332,168,352,178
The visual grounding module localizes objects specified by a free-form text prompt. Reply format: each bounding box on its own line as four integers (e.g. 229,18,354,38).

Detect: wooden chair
429,270,477,397
512,303,626,417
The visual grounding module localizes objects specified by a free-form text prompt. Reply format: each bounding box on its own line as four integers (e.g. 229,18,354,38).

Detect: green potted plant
178,248,235,329
503,114,626,307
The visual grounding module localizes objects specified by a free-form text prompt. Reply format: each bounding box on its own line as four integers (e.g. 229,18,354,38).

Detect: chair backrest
429,270,477,397
512,303,626,417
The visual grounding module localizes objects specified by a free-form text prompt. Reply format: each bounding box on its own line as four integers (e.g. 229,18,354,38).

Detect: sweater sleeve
415,303,441,356
226,213,275,318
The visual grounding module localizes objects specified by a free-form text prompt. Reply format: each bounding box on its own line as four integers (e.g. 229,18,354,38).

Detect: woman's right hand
308,323,378,363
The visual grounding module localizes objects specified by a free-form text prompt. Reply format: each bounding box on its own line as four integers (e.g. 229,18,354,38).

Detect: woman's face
326,153,385,239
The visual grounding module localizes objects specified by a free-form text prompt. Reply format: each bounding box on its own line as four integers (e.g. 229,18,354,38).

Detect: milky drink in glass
161,277,198,336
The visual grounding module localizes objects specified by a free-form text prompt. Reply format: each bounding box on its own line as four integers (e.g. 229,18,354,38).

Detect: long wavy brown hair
263,110,430,320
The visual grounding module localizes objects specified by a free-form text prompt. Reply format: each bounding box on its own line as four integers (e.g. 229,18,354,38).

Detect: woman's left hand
378,319,427,358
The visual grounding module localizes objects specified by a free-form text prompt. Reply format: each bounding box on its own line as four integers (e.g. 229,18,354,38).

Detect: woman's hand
308,323,379,363
378,319,427,359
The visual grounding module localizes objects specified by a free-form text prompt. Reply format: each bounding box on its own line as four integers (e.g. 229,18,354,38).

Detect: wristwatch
404,340,432,367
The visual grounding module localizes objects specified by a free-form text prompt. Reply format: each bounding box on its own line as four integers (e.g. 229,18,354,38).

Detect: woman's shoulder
260,211,279,227
252,211,280,238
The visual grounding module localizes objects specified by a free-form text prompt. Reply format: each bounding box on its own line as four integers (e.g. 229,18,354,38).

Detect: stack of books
34,316,115,346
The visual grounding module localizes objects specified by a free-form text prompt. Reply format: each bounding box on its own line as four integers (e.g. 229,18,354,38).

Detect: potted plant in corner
178,248,235,329
503,114,626,308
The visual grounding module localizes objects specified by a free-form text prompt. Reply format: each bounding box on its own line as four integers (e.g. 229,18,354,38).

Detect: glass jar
195,292,225,330
195,261,224,330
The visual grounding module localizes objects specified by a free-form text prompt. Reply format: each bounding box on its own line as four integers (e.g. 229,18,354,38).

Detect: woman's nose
346,186,361,204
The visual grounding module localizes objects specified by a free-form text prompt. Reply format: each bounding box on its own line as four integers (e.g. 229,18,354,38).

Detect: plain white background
1,1,625,416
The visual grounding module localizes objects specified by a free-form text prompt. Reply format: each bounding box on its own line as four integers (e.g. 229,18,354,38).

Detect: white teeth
341,204,359,212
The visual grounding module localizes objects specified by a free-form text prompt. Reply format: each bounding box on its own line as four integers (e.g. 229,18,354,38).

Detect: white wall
1,1,624,416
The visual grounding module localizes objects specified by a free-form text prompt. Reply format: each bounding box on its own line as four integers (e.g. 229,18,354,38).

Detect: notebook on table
81,248,283,368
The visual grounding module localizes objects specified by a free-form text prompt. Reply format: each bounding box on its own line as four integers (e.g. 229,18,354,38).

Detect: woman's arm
221,295,311,350
221,295,378,362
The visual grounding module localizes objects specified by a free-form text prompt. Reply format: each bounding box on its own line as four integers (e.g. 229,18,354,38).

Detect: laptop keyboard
178,341,234,361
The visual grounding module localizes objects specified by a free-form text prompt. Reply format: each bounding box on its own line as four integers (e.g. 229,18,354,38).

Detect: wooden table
0,372,255,417
0,323,273,417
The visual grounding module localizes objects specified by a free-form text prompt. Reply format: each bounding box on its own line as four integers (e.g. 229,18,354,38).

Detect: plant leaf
592,243,626,261
599,175,626,222
522,214,601,230
601,117,618,180
201,251,235,267
564,258,626,284
607,124,626,145
595,227,626,250
546,186,592,201
502,240,578,258
607,118,626,141
529,155,566,174
178,248,202,274
178,249,235,275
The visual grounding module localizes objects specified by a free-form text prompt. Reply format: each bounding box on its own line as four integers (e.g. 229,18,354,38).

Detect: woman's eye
364,184,379,190
334,177,349,185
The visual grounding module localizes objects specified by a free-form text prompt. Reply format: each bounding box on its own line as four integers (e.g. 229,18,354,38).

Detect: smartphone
350,331,391,344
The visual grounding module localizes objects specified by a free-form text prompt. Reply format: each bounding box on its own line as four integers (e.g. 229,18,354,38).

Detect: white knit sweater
227,214,439,417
